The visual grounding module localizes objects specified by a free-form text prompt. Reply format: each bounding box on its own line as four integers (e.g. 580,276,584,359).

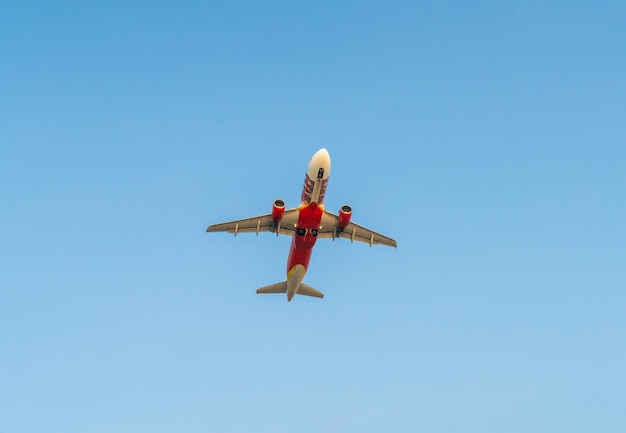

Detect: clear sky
1,1,625,432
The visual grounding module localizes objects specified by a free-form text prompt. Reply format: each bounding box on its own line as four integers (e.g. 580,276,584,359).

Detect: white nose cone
314,148,329,159
307,148,331,180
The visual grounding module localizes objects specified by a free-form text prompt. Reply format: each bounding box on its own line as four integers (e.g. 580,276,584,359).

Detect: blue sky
1,1,625,432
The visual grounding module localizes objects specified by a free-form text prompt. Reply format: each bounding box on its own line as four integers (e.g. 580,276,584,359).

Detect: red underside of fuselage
286,202,323,275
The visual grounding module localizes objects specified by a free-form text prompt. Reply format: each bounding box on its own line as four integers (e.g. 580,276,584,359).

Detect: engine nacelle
272,199,286,222
338,204,352,228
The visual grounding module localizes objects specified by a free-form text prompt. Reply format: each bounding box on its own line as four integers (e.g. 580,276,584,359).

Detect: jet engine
337,204,352,228
272,199,286,222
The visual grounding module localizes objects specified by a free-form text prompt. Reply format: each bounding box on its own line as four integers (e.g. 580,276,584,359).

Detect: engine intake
272,199,286,222
338,204,352,228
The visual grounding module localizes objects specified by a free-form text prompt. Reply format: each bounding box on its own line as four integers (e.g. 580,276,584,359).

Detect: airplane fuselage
285,149,331,300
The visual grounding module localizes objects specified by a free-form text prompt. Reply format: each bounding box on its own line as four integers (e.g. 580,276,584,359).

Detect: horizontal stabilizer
256,282,287,294
256,282,324,299
298,284,324,299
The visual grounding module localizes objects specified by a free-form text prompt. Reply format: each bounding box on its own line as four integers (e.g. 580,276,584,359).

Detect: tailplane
298,283,324,298
256,282,287,294
256,282,324,299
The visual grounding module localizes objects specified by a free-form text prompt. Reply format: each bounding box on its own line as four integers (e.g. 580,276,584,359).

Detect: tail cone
286,264,306,301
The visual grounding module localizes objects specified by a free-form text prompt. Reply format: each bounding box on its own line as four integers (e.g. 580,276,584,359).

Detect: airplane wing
206,209,299,236
318,211,397,247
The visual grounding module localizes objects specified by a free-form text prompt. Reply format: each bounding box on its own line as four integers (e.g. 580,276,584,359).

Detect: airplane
205,148,397,301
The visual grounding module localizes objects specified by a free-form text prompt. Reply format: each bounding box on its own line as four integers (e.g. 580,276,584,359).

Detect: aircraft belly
286,202,322,273
287,244,313,273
